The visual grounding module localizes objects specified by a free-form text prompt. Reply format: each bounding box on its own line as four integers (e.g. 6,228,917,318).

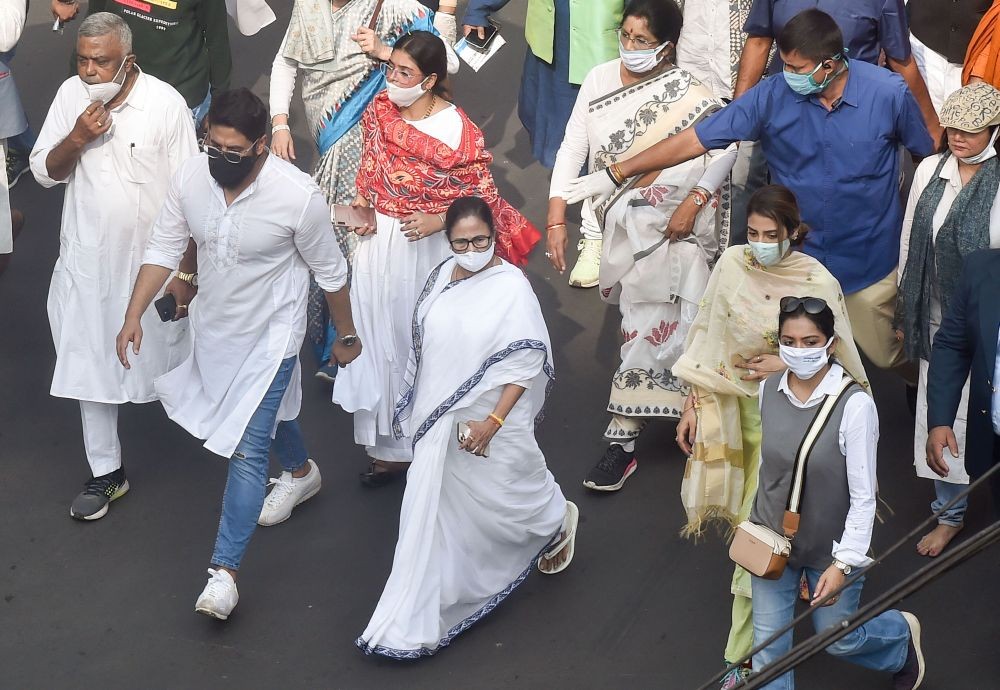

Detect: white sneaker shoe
195,568,239,620
568,238,602,288
257,458,322,526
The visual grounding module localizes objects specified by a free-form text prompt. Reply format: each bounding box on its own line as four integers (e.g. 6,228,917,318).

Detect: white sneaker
568,238,602,288
195,568,239,620
257,458,322,526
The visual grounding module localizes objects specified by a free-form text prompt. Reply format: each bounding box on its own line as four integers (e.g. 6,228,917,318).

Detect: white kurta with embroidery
29,71,197,403
142,154,348,458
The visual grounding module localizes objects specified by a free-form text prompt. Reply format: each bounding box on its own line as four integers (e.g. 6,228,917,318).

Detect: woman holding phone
357,197,576,658
333,31,539,486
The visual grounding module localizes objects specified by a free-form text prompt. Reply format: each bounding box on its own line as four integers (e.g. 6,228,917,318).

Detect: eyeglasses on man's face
449,235,492,252
200,136,262,164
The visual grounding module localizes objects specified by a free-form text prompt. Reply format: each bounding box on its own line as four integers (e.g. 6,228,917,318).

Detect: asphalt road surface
2,1,998,688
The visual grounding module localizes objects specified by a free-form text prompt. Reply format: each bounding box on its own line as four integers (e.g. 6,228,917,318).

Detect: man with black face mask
117,88,361,620
29,12,197,521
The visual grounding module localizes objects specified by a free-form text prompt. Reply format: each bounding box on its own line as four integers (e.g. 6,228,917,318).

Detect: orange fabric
964,1,1000,86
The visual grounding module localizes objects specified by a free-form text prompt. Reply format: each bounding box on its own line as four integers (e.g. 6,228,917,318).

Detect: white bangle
271,124,290,134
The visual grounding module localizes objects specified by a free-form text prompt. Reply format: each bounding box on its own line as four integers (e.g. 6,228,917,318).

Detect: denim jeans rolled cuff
932,479,968,526
751,567,910,690
210,356,309,570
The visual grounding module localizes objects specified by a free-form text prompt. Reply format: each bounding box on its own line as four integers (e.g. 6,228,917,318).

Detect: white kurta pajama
29,71,196,475
357,259,567,658
142,154,348,458
332,106,458,463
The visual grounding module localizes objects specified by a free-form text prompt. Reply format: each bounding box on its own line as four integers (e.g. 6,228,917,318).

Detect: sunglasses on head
779,296,828,314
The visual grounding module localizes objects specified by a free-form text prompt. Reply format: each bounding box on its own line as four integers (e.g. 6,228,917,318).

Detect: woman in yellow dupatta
673,185,868,687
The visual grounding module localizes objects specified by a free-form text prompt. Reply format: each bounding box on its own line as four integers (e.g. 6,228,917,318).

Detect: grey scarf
899,152,1000,360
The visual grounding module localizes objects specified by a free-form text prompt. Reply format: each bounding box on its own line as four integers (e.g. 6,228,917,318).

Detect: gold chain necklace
421,95,438,120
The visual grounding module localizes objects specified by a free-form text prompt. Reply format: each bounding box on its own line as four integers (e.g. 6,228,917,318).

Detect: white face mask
80,56,130,104
619,40,668,74
958,126,1000,165
779,342,833,379
453,242,495,272
386,77,429,108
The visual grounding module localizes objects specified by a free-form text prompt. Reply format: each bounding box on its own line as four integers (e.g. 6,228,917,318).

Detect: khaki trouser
844,270,917,383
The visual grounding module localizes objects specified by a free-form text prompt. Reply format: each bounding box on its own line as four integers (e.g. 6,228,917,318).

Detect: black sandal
358,461,406,488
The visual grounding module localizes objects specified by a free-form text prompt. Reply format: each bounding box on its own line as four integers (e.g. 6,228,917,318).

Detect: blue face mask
748,239,789,267
783,55,847,96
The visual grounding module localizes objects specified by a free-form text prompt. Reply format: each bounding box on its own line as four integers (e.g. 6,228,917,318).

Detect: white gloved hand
434,11,458,46
563,170,618,206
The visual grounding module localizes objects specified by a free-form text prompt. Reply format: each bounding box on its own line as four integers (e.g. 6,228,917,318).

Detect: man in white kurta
28,13,196,521
117,88,359,620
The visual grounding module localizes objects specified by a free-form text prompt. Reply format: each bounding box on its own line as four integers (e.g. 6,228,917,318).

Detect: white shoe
195,568,239,620
568,238,602,288
257,459,322,526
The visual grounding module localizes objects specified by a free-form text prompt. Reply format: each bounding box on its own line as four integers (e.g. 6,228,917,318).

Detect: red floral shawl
356,92,540,266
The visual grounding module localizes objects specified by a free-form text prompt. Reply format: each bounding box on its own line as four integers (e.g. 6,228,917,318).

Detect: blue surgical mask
748,239,789,267
783,55,847,96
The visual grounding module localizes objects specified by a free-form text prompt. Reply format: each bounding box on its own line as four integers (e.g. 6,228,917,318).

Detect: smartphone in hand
154,293,177,322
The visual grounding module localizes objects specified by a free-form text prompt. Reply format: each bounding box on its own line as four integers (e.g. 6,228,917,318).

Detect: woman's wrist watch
832,559,852,575
339,333,359,347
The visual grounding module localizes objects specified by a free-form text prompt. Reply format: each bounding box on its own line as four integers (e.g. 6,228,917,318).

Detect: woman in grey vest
749,298,924,689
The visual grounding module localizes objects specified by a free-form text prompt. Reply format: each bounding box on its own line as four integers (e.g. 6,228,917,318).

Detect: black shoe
70,468,129,521
893,612,925,689
5,150,28,189
359,462,405,488
582,445,637,492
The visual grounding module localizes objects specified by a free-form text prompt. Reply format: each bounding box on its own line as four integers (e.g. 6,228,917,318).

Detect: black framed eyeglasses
200,136,261,164
449,235,492,252
779,296,828,314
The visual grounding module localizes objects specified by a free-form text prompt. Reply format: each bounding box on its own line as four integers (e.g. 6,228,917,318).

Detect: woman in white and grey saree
357,197,578,659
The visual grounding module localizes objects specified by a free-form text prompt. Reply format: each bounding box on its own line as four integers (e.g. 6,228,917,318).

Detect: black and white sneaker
583,445,637,492
70,469,129,521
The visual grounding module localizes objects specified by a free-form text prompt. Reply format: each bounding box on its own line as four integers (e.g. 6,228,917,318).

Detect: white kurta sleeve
833,391,879,568
294,188,348,292
549,70,599,198
0,0,27,52
163,101,199,174
29,83,77,188
269,31,298,119
143,164,193,271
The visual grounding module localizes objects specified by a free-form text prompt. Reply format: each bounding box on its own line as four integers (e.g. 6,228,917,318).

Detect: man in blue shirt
736,0,941,145
564,9,935,371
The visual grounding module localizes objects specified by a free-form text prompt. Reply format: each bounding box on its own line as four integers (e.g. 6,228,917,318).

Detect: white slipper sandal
538,501,578,575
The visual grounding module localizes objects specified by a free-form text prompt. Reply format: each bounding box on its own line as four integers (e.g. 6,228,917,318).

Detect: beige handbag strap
783,375,856,536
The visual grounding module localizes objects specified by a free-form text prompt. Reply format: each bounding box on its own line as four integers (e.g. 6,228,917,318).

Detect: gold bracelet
488,413,505,427
610,163,626,185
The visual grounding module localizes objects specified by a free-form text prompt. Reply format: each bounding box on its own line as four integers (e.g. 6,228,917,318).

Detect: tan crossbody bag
729,375,855,579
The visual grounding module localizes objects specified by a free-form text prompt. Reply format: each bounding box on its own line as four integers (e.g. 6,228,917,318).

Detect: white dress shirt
29,71,197,403
759,364,879,567
143,153,348,458
677,0,739,101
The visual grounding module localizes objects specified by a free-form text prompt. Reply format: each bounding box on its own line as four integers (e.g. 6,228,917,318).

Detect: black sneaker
892,612,925,689
582,445,637,492
5,149,28,189
70,468,129,521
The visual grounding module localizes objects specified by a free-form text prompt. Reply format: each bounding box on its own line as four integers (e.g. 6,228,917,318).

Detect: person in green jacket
463,0,622,288
50,0,232,126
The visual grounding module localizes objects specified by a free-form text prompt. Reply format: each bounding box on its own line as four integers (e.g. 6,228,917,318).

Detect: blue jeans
932,479,968,526
211,356,308,570
751,568,909,689
191,89,212,131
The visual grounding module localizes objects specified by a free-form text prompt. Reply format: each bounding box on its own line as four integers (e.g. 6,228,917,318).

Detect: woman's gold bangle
488,413,505,427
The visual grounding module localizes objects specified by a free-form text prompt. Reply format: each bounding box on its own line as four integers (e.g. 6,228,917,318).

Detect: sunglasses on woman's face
449,235,492,252
779,296,828,314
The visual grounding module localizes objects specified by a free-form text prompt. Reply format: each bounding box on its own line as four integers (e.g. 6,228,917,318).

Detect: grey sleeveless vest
750,374,864,571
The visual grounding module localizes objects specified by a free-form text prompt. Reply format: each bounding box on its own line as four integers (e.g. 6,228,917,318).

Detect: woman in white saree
357,197,577,658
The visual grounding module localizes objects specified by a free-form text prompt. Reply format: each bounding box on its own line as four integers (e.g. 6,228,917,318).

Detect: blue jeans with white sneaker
211,356,308,570
751,568,910,689
932,479,968,526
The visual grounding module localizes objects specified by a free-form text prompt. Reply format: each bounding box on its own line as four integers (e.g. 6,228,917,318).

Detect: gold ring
97,121,104,127
177,304,187,309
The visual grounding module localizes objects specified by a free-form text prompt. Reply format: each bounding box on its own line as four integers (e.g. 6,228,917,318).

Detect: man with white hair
29,12,197,521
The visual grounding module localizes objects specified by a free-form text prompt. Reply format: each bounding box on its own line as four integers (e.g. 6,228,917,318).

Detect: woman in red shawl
333,30,540,486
